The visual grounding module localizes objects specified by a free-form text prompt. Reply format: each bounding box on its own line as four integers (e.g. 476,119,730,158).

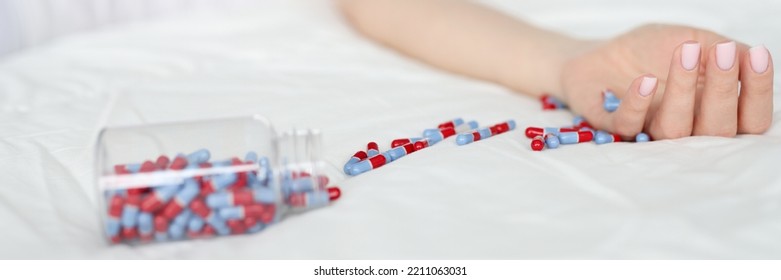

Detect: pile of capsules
525,90,651,151
344,118,516,175
103,148,341,244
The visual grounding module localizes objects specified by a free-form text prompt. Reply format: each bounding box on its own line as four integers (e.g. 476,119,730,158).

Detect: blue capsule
188,215,205,233
218,207,243,220
244,151,258,163
105,218,121,237
594,130,620,145
175,179,200,205
246,222,265,234
603,90,621,112
387,143,415,161
544,134,560,149
186,148,211,164
137,212,153,236
206,215,231,236
636,133,650,142
120,204,139,228
125,163,141,173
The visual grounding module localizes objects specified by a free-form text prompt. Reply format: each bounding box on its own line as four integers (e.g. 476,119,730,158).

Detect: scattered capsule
489,120,516,135
540,94,567,110
343,150,368,174
391,137,423,148
437,118,465,129
558,130,594,144
455,127,492,145
544,133,560,149
413,138,431,151
422,127,458,143
531,135,545,151
594,130,622,144
636,133,650,142
525,126,580,138
349,152,391,176
387,143,416,161
367,142,380,157
603,90,621,113
572,116,592,128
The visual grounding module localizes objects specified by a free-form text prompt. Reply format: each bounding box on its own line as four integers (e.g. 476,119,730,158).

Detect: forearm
338,0,586,98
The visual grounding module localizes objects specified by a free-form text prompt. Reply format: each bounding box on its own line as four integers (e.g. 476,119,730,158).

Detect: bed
1,0,780,259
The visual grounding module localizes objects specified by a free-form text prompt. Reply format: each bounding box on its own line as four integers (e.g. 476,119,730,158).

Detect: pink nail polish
681,42,700,71
639,76,657,97
716,41,736,71
749,45,770,74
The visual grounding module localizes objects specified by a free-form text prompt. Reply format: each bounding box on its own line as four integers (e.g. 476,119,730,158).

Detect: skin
338,0,774,139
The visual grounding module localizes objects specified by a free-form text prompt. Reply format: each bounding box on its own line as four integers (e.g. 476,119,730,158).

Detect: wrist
499,33,596,101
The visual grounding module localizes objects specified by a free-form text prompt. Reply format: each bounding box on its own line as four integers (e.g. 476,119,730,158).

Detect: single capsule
603,89,621,113
387,143,416,161
367,142,380,157
525,126,579,138
636,132,651,142
594,130,622,144
343,150,368,174
531,135,545,151
558,130,594,144
186,148,211,164
437,118,465,129
391,137,423,148
544,133,560,149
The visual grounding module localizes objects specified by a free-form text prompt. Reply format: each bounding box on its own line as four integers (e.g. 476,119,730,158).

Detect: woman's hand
561,24,773,139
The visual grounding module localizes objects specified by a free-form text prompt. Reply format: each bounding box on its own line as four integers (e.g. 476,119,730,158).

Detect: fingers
693,41,740,136
737,45,774,134
649,41,700,139
606,75,658,137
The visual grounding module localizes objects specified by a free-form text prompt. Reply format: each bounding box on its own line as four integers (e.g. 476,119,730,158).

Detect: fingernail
638,76,657,97
716,41,736,71
681,42,700,71
749,45,770,74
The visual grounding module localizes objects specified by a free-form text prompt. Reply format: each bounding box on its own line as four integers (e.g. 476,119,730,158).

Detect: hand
560,24,774,139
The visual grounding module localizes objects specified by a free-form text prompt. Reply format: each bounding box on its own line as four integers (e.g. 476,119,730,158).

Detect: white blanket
0,0,779,259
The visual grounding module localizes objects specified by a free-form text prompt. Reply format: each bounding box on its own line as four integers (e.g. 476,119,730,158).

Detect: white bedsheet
1,0,780,259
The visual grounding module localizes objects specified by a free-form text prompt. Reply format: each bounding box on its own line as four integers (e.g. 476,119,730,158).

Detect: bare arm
337,0,585,99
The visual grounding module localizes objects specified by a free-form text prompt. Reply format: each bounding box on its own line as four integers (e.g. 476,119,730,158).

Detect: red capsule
367,142,379,152
328,186,342,201
108,195,125,218
413,139,430,151
154,215,168,234
114,165,130,175
227,219,246,234
155,155,170,170
244,204,275,224
391,138,421,148
121,227,138,240
350,150,368,161
437,118,463,129
189,199,212,219
202,225,216,236
160,200,185,220
170,156,188,170
440,127,457,138
531,135,545,151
